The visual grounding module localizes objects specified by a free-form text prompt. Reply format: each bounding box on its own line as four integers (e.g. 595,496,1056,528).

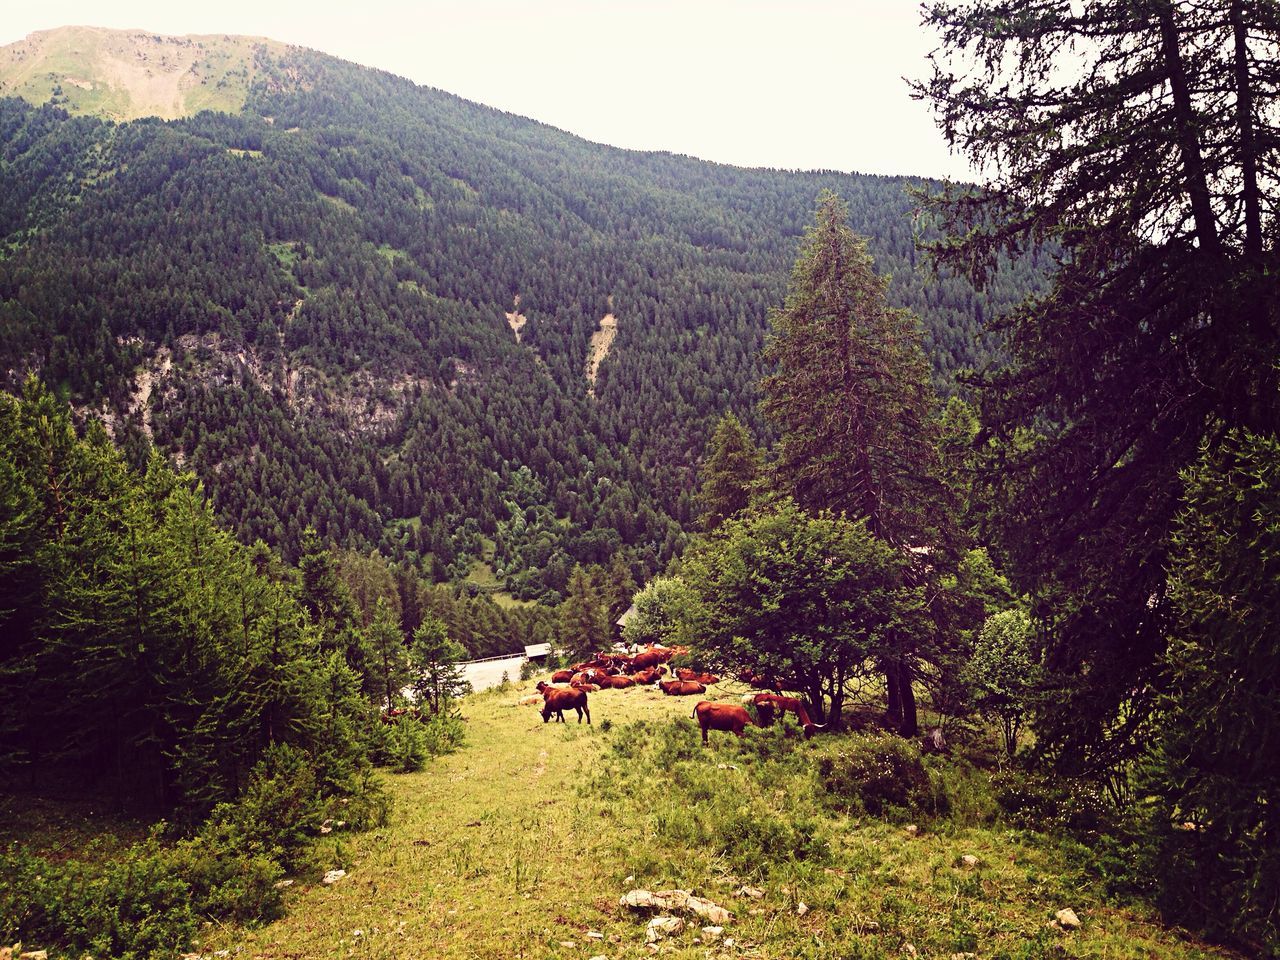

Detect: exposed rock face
620,888,732,925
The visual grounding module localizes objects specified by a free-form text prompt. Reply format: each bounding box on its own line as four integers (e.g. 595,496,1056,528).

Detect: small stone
796,901,809,916
905,824,919,836
558,941,576,948
904,944,918,957
736,885,765,899
624,874,636,884
19,953,48,960
716,763,739,770
701,926,724,942
274,879,294,889
586,931,605,939
961,855,979,868
951,954,976,960
1055,907,1081,929
589,956,608,960
321,869,346,884
352,930,364,939
723,939,736,948
645,916,685,943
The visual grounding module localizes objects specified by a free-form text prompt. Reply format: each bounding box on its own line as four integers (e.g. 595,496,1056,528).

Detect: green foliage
1149,428,1280,950
681,499,910,726
388,718,429,772
818,734,948,820
988,769,1123,841
965,608,1039,757
696,411,762,531
556,565,611,660
620,574,696,649
409,614,469,715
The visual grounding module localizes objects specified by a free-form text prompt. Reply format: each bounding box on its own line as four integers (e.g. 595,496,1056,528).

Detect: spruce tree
761,192,941,734
696,412,762,531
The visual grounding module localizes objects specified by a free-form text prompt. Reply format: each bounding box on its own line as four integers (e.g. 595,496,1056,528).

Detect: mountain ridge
0,26,1045,606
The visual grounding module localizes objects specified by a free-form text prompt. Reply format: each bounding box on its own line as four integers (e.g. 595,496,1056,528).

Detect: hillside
0,26,1046,611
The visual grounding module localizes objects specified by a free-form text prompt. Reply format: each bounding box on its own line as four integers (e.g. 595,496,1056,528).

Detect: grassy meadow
180,681,1238,960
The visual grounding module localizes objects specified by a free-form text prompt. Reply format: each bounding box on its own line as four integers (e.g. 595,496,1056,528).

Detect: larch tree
761,191,942,735
914,0,1280,774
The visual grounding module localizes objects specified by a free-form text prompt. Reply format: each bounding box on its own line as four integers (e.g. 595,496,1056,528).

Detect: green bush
420,710,466,757
206,742,324,868
989,769,1122,839
818,733,948,820
389,717,429,772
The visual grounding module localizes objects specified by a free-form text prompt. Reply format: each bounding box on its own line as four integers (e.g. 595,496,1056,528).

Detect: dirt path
585,313,617,396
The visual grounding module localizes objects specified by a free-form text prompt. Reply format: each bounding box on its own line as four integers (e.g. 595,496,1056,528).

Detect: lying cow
752,693,824,738
692,701,757,744
537,681,591,724
659,679,706,696
676,668,720,685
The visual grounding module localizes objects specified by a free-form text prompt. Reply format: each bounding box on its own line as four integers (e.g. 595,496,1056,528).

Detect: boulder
620,889,731,925
321,868,346,885
961,855,979,868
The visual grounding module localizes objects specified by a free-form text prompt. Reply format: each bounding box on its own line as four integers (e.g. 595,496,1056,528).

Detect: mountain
0,26,1044,602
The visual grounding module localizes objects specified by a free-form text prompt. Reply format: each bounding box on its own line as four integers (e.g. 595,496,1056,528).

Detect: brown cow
752,693,823,737
659,679,706,696
692,701,757,743
631,668,661,685
550,669,574,683
603,675,635,689
677,668,721,685
537,681,591,724
627,651,662,673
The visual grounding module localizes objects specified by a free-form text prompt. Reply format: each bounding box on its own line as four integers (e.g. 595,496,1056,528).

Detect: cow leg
583,704,591,725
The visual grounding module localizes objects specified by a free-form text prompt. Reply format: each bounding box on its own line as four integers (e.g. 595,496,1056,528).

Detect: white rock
589,956,608,960
619,889,731,925
274,878,295,889
19,952,48,960
645,916,685,943
623,875,635,885
1055,908,1081,929
352,930,364,939
736,885,765,899
905,824,919,836
961,855,979,868
586,931,605,939
904,944,918,957
321,869,346,885
558,941,576,948
701,926,724,942
951,953,976,960
796,901,809,916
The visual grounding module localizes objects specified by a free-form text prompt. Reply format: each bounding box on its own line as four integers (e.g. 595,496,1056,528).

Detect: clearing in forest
585,312,617,396
506,294,528,343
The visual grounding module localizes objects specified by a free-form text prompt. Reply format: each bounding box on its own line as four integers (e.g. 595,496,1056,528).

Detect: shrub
206,742,324,868
989,769,1122,839
389,717,429,772
420,709,466,757
818,733,948,819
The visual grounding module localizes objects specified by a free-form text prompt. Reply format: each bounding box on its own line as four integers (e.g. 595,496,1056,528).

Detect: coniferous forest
1,6,1277,958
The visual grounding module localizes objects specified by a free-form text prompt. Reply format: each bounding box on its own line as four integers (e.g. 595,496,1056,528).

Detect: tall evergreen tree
557,565,610,661
761,191,941,734
915,0,1280,772
696,412,762,531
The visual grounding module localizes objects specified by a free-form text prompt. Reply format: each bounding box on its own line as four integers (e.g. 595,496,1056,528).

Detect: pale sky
2,0,976,180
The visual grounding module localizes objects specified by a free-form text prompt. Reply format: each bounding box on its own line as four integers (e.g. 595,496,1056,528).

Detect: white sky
1,0,976,180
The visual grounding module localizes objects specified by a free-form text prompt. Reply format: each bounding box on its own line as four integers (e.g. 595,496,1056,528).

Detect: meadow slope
196,682,1240,960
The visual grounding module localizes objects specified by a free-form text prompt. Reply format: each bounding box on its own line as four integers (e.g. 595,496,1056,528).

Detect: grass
181,682,1239,960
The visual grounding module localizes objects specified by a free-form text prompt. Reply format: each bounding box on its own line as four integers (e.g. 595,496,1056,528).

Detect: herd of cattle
530,645,825,743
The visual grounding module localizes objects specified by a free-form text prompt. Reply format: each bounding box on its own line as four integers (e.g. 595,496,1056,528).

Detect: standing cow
691,701,757,744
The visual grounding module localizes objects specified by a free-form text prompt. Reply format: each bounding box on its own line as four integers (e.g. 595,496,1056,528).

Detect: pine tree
696,412,762,531
557,565,610,661
409,614,469,716
366,596,409,711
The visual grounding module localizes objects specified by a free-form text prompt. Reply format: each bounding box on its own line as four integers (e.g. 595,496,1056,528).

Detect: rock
558,941,576,948
1055,907,1081,929
619,889,731,925
321,868,346,885
736,885,765,899
589,956,608,960
723,938,736,948
905,824,919,837
274,878,295,889
903,944,918,957
951,954,976,959
796,902,808,916
586,931,605,939
961,855,979,868
645,916,685,943
19,953,47,960
701,926,724,942
623,875,635,885
352,930,364,939
716,763,739,770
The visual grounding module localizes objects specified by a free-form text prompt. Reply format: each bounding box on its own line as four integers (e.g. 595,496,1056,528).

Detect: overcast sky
2,0,976,180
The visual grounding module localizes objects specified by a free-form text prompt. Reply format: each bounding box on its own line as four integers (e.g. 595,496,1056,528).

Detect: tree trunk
897,660,918,738
884,662,902,730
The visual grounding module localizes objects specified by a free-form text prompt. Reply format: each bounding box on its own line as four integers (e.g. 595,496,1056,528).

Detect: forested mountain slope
0,27,1044,598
